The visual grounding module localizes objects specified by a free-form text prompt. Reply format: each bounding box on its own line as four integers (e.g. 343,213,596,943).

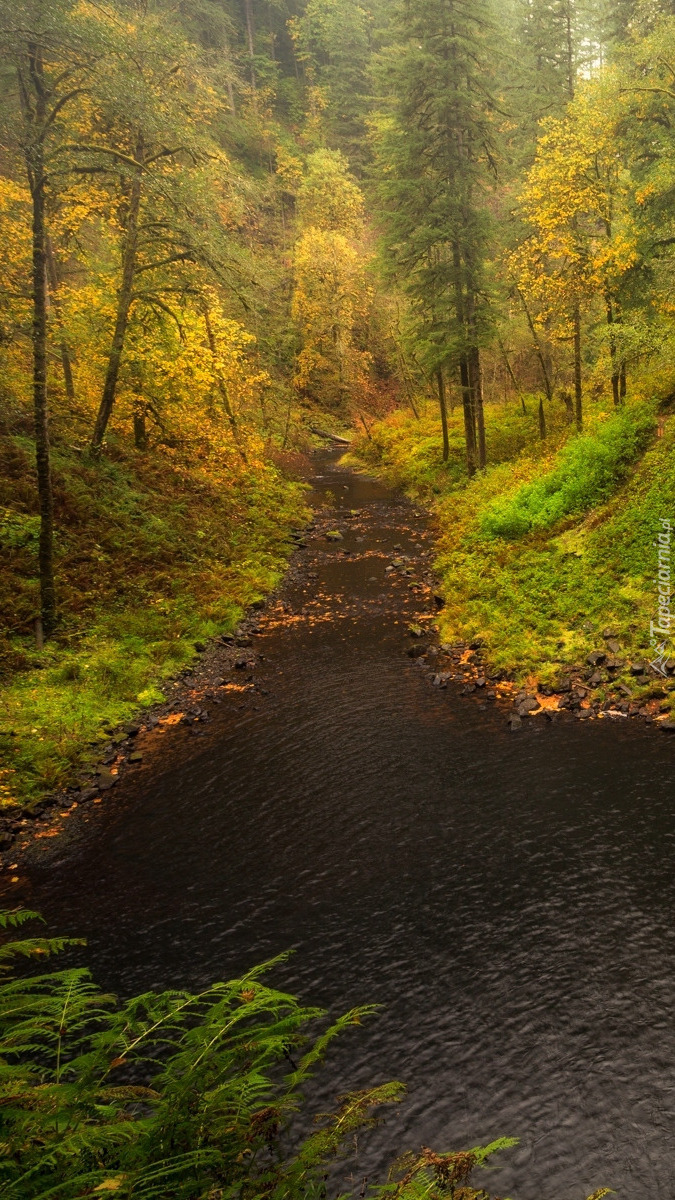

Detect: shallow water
10,453,675,1199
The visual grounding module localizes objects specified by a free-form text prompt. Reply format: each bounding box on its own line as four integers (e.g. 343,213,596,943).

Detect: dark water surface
10,454,675,1199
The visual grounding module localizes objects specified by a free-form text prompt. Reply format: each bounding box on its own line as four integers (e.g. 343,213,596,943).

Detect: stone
407,644,428,658
194,641,207,653
516,696,539,714
509,715,522,731
234,656,251,669
408,624,424,637
606,639,621,655
660,719,675,731
475,677,487,688
587,650,606,666
604,656,624,671
557,678,572,693
129,751,143,763
325,530,343,541
432,673,451,687
97,768,116,790
588,670,605,686
602,628,619,639
630,661,647,675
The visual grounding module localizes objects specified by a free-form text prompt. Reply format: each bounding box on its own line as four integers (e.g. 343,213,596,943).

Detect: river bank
4,442,675,871
4,451,675,1199
348,400,675,726
0,451,440,868
0,431,311,814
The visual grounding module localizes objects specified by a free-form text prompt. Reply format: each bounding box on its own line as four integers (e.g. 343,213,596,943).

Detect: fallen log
310,426,351,445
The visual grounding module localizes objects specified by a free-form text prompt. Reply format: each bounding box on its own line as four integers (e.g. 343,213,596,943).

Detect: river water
9,453,675,1199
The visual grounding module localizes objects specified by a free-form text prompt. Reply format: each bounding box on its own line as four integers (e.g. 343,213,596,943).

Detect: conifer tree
375,0,496,475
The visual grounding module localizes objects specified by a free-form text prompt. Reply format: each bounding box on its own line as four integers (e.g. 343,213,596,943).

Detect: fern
0,912,608,1199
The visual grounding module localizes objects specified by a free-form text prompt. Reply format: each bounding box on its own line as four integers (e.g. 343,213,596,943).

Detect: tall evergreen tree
294,0,374,170
375,0,497,474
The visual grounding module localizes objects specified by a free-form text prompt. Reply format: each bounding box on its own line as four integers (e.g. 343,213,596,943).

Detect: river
7,451,675,1199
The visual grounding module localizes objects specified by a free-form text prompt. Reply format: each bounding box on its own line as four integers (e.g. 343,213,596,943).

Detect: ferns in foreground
0,911,607,1200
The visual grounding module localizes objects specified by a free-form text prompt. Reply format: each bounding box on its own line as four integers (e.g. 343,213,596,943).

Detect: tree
292,0,374,170
85,6,225,454
374,0,496,474
291,150,372,412
512,82,639,426
0,0,97,635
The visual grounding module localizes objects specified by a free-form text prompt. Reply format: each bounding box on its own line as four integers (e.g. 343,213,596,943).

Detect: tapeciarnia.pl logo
649,518,672,676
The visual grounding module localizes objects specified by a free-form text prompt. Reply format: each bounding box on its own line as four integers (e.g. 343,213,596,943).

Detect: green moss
0,435,310,807
351,396,673,683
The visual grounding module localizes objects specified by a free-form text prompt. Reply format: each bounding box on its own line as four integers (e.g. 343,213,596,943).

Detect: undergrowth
0,908,609,1200
351,394,673,683
0,434,310,807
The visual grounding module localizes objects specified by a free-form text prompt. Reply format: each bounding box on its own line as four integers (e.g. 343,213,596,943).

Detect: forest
2,0,675,799
1,0,675,1194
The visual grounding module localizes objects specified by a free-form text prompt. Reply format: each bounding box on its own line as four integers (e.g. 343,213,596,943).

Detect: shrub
479,406,655,540
0,911,608,1200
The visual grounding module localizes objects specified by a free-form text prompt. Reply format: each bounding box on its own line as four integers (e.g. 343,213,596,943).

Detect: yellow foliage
512,81,639,326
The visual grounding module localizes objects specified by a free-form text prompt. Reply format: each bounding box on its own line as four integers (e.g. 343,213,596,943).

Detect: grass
350,393,674,690
0,433,310,808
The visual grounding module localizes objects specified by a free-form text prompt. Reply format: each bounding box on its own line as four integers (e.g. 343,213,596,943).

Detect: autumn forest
1,0,675,1195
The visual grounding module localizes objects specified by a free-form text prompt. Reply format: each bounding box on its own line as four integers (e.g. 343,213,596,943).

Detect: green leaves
479,405,655,539
0,910,607,1199
0,914,406,1200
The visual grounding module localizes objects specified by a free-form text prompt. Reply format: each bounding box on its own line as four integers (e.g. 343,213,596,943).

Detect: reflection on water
10,453,675,1199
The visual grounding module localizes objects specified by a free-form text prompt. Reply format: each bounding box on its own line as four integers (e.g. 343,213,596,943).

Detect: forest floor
0,432,311,813
348,393,675,723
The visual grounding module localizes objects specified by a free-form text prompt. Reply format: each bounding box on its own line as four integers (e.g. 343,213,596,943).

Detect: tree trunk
459,355,476,477
28,63,56,636
223,34,237,115
620,362,627,399
469,345,486,469
203,305,247,462
436,368,450,462
45,235,75,403
538,396,547,440
565,0,575,100
244,0,257,96
133,407,147,451
452,241,476,477
605,294,621,407
497,334,527,414
517,288,552,402
573,302,583,431
91,158,142,454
